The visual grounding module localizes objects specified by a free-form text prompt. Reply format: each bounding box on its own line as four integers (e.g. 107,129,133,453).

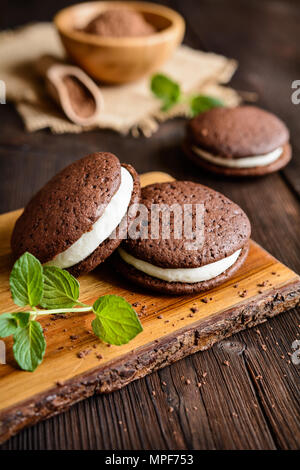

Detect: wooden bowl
54,1,185,84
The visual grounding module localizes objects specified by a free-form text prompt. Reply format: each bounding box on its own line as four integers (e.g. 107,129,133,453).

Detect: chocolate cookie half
115,181,251,294
11,152,140,276
184,106,291,176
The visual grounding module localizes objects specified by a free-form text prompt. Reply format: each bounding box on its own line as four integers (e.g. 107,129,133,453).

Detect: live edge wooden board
0,171,299,444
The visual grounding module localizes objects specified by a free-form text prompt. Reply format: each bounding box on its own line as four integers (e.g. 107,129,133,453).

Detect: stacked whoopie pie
184,106,291,176
11,152,140,276
115,181,251,294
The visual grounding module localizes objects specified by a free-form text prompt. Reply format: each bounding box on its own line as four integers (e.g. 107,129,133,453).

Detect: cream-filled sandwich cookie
184,106,291,176
115,181,251,294
11,152,140,276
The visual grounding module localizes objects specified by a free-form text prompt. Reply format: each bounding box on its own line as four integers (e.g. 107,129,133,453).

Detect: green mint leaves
150,73,224,115
0,252,143,372
151,74,181,111
0,313,18,337
13,320,46,372
92,295,143,346
41,266,79,309
190,95,224,116
10,252,43,307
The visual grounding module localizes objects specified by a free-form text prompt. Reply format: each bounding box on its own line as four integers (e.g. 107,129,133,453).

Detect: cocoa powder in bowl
83,9,156,37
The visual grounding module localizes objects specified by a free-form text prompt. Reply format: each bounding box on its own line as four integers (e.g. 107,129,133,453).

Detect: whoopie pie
115,181,251,294
184,106,291,176
11,152,140,276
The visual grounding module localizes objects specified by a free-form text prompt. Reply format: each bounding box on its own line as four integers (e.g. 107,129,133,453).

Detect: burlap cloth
0,22,241,136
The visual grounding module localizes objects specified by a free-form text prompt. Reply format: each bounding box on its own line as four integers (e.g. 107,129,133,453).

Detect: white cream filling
46,167,133,269
192,146,283,168
118,247,242,283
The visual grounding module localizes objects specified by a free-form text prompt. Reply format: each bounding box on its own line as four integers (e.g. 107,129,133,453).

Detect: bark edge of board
1,279,299,444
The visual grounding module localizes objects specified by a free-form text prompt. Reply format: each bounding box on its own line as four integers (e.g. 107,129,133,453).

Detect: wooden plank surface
1,171,299,444
0,0,300,451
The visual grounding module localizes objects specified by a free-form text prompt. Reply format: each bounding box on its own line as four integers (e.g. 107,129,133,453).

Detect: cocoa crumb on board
77,349,92,358
132,302,140,307
56,381,64,387
201,297,208,303
57,346,64,351
233,284,239,288
70,335,78,341
238,289,247,298
51,314,68,321
157,314,164,319
190,307,198,313
96,354,103,360
257,281,267,287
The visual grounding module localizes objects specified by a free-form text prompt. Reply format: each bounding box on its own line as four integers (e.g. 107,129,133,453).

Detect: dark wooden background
0,0,299,450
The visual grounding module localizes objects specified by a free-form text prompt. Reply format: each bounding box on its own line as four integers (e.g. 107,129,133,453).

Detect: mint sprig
41,266,80,309
0,252,142,372
190,95,224,116
150,73,224,115
10,252,43,307
92,295,143,345
151,74,181,111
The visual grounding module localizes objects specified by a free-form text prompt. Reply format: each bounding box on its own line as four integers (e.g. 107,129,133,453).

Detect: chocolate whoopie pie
11,152,140,276
184,106,291,176
115,181,251,294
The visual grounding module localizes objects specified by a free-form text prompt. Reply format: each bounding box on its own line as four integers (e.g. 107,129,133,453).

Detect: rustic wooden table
0,0,299,450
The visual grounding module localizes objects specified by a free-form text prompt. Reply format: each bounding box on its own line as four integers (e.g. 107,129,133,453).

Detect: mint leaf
10,252,43,307
13,320,46,372
0,313,18,337
92,295,143,346
190,95,224,116
13,312,31,328
41,266,79,309
151,74,181,111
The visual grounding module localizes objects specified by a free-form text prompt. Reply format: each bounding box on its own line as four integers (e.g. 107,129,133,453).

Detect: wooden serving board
0,171,300,444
